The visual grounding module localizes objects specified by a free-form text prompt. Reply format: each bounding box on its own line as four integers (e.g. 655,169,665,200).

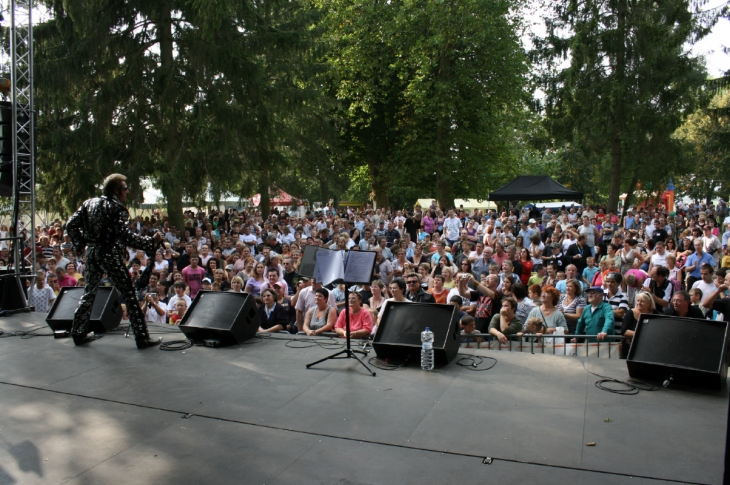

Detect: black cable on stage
367,356,408,371
0,325,54,339
455,354,497,372
159,339,193,351
580,359,660,395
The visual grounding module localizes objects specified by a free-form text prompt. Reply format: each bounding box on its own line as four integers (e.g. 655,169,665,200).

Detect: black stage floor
0,312,726,485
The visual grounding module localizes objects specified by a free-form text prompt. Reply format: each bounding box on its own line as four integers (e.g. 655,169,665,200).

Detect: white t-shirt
650,252,668,269
28,285,56,313
691,280,718,302
376,297,412,322
167,294,192,315
443,217,462,241
146,301,168,324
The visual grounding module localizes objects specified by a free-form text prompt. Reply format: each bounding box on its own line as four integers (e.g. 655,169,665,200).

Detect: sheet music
343,250,377,285
299,244,319,278
314,249,345,286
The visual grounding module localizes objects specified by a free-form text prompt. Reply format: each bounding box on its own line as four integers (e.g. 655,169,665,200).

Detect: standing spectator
443,209,463,247
603,273,629,324
684,239,715,289
702,225,722,266
28,270,56,312
182,255,206,299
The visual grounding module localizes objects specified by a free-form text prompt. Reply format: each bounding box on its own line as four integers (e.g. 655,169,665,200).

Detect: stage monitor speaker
373,301,460,366
0,273,28,312
627,313,729,391
178,291,259,346
46,286,122,333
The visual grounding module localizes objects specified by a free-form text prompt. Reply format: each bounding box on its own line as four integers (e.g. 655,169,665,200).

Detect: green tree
322,0,528,209
34,0,331,223
535,0,717,213
674,91,730,201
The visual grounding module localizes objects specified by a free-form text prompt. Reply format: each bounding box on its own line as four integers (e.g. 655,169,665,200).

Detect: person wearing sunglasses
66,173,163,349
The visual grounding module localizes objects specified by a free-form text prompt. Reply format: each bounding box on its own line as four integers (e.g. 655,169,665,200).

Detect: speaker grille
631,317,725,372
377,303,454,348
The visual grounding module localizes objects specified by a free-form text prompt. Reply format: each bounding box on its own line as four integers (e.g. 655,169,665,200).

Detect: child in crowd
556,271,566,282
450,295,468,322
722,246,730,269
460,315,482,347
582,256,598,287
169,300,187,325
528,284,542,305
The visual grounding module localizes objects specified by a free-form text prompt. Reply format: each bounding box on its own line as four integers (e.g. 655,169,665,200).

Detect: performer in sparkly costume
65,173,163,349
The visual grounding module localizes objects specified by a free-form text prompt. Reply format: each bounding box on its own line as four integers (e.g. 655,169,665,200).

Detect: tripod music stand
305,248,377,376
306,284,375,376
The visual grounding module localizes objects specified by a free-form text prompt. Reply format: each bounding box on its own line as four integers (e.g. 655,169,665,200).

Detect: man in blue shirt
684,239,716,290
574,286,615,342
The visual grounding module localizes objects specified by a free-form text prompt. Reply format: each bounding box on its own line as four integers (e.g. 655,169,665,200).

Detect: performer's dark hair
103,173,127,197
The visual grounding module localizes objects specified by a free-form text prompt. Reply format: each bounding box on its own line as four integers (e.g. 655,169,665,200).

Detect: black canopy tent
488,176,583,202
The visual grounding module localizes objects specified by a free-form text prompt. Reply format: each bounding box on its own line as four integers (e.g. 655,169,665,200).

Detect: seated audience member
334,292,373,339
488,298,523,344
461,315,482,347
574,286,615,342
517,317,547,343
167,281,192,318
229,276,244,292
427,274,450,304
689,288,713,318
142,291,167,324
664,290,705,319
642,266,674,310
169,300,187,325
293,277,337,327
376,278,412,325
302,287,337,336
405,272,436,303
257,288,288,333
55,266,77,288
620,291,659,358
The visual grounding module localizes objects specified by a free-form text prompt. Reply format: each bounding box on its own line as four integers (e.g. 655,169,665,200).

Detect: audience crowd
13,197,730,352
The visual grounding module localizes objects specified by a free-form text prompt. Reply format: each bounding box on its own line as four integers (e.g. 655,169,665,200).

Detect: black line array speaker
46,286,122,333
178,291,260,346
627,313,729,391
0,272,28,312
373,301,461,366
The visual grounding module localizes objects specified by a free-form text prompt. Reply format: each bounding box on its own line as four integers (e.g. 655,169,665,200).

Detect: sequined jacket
66,195,154,256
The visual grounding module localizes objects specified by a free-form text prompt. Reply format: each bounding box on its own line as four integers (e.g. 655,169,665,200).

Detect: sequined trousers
72,245,149,339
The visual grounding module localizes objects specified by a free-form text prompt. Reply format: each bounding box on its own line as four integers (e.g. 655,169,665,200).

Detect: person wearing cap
573,286,615,342
28,269,56,313
546,243,568,271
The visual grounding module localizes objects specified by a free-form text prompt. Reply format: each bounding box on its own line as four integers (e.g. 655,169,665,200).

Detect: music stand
305,248,377,376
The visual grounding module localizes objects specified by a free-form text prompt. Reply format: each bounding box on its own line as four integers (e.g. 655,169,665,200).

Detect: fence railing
461,333,627,359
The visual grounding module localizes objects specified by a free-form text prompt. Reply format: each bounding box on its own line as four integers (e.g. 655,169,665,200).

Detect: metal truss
9,0,35,274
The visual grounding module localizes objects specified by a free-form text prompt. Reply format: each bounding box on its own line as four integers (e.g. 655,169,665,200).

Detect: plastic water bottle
421,327,434,371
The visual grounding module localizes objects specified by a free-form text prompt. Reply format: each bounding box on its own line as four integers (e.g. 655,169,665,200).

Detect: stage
0,312,726,485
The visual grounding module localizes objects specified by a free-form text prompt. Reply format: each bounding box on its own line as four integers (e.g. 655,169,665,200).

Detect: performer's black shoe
136,337,162,349
72,333,94,346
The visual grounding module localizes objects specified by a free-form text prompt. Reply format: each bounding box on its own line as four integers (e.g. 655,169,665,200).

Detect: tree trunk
157,1,184,230
259,163,271,220
368,158,389,208
621,167,640,221
161,181,185,231
607,0,627,214
435,44,453,212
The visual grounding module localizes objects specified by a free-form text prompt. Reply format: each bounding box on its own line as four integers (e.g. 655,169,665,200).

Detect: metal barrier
460,333,628,359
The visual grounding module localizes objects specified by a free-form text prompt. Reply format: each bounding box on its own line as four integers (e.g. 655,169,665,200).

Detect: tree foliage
534,0,717,213
321,0,529,209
